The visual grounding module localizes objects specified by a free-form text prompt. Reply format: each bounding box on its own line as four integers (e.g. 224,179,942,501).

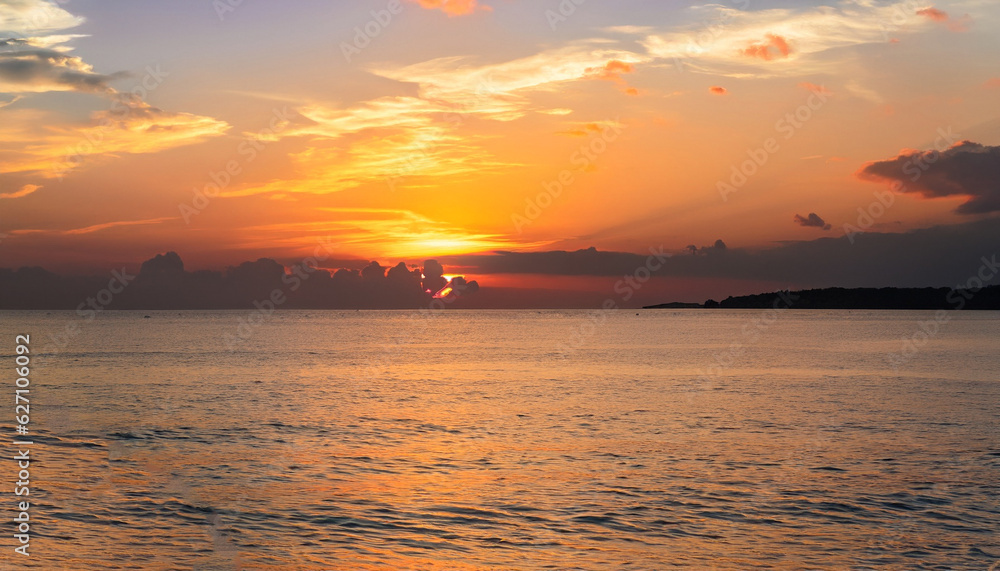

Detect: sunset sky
2,0,999,306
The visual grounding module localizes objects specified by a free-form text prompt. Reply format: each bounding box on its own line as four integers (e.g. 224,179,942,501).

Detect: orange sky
2,0,999,302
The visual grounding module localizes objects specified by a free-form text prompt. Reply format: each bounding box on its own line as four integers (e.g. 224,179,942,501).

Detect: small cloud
916,7,948,21
556,122,604,137
412,0,490,16
741,33,793,61
709,86,728,95
799,82,831,95
0,184,41,199
916,6,972,32
539,108,573,116
794,212,832,230
685,240,728,256
585,59,640,96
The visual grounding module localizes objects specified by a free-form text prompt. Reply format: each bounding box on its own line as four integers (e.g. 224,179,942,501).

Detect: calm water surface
1,310,998,570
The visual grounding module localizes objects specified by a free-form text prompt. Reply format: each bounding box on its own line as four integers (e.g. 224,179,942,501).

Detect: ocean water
1,310,998,570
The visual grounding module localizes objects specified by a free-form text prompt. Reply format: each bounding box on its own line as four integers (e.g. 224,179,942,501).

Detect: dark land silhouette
645,286,1000,310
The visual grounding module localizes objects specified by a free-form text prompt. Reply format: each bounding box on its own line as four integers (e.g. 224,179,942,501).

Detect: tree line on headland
645,286,1000,310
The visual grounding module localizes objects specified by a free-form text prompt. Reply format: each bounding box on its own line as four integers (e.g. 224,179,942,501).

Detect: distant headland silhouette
645,286,1000,310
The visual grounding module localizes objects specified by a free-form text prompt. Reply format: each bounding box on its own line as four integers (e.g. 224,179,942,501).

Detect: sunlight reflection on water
2,310,999,570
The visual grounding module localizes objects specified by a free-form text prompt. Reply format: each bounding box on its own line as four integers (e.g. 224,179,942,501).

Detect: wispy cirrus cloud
0,100,230,178
227,45,648,197
6,216,177,236
639,1,938,77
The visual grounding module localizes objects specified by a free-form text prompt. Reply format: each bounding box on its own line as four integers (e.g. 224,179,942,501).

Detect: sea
0,310,998,570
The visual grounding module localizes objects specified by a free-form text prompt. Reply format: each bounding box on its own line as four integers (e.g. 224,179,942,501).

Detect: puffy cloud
411,0,489,17
794,212,832,230
916,7,948,22
916,6,972,32
857,141,1000,214
709,86,727,95
585,59,640,96
0,44,121,94
0,0,83,36
741,33,793,61
0,1,110,95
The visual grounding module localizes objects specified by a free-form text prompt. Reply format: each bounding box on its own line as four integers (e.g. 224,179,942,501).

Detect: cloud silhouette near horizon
794,213,832,230
0,252,478,310
858,141,1000,214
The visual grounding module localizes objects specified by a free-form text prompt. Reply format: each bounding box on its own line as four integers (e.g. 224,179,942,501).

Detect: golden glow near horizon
1,0,999,284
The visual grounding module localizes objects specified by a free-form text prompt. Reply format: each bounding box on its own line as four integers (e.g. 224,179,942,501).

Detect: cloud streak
641,1,933,77
0,183,39,199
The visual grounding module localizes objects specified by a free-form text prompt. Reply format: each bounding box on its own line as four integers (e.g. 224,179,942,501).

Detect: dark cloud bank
0,253,478,310
444,217,999,289
1,217,997,309
858,141,1000,214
